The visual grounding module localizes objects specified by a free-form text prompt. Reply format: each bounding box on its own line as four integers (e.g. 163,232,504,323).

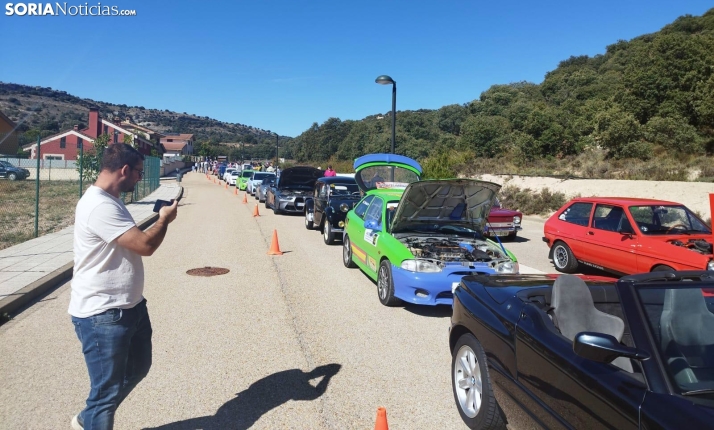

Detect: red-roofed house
160,134,194,156
29,108,165,160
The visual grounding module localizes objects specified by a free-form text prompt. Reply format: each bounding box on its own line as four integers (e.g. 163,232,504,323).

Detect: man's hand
159,200,178,223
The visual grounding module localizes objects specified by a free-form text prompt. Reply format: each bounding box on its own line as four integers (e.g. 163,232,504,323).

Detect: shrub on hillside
499,185,569,215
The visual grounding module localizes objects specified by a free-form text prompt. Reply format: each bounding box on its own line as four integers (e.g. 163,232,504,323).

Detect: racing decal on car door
367,256,377,271
364,229,379,246
351,243,367,264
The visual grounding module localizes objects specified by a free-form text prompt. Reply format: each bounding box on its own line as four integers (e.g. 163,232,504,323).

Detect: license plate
492,230,509,237
296,202,304,207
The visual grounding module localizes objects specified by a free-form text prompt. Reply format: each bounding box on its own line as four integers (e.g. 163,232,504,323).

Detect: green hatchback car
238,169,253,190
342,154,518,307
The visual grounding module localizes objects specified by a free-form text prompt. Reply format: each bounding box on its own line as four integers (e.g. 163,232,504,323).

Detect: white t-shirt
69,186,144,318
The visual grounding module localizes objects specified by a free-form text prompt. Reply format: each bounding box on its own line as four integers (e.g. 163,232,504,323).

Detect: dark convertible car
450,271,714,429
265,166,323,214
304,176,361,245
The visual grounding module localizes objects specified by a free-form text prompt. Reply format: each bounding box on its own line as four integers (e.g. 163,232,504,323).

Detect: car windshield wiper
681,389,714,396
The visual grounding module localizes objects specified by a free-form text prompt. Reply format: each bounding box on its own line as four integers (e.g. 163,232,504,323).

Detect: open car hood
353,153,422,193
278,166,323,189
391,179,501,235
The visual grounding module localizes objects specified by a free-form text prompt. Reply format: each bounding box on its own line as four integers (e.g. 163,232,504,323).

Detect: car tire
305,212,314,230
652,265,675,272
552,241,579,273
343,235,357,268
377,260,401,306
323,221,334,245
273,205,282,215
8,173,17,181
452,333,506,430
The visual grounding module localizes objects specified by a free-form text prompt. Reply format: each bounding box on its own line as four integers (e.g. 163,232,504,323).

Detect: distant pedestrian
69,143,178,430
324,165,336,177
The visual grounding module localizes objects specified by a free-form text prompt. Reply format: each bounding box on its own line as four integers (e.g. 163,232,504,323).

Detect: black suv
305,176,361,245
0,160,30,180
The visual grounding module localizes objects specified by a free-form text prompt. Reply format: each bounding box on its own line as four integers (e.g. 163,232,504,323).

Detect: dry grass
0,180,89,250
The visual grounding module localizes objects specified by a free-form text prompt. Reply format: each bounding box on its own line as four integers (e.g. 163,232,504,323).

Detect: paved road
0,173,460,429
0,173,566,429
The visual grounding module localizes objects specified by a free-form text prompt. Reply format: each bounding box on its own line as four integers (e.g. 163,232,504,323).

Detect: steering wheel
666,223,688,234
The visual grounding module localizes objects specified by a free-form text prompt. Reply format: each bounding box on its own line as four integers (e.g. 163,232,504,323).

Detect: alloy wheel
453,344,482,418
554,246,568,269
378,265,389,300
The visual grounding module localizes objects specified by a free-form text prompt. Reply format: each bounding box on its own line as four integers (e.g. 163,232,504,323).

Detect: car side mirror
364,219,381,231
573,332,650,363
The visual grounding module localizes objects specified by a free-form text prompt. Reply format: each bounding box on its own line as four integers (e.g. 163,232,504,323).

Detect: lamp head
375,75,395,85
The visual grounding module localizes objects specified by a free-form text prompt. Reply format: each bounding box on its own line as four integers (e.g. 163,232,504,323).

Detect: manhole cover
186,267,230,277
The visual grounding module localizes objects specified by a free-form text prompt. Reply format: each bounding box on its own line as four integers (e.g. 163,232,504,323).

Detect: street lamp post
375,74,396,181
275,133,279,167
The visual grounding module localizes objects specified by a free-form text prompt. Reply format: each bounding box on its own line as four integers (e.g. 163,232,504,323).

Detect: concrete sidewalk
0,182,183,317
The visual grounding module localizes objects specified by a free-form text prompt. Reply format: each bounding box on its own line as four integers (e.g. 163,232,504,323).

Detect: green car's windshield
241,171,253,178
637,286,714,396
629,205,710,235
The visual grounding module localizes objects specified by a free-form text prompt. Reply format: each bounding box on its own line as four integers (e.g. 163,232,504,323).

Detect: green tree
77,134,110,183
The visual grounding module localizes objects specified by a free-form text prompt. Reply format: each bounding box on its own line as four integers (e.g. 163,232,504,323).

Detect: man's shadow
145,363,341,430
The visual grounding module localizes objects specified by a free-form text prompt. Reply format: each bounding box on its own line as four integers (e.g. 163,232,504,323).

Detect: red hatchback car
543,197,714,275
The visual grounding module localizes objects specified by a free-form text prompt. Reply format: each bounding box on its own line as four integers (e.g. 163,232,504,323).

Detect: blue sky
1,1,712,137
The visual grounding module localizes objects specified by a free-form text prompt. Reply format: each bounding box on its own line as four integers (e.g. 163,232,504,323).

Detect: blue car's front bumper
391,263,499,306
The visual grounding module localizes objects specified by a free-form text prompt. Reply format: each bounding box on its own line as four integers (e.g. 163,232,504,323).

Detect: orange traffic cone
267,229,283,255
234,187,238,195
252,203,260,217
225,182,228,189
374,407,388,430
242,193,248,204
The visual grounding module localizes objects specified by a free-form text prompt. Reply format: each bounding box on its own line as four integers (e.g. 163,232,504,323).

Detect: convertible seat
660,288,714,385
552,274,632,372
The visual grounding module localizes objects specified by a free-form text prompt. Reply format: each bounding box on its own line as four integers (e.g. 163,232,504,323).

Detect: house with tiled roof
29,108,165,160
160,133,194,156
0,110,20,156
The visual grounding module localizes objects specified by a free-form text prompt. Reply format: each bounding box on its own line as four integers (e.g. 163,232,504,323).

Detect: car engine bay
668,238,713,255
400,236,510,263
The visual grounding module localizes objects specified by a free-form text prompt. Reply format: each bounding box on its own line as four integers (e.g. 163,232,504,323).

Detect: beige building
160,133,194,156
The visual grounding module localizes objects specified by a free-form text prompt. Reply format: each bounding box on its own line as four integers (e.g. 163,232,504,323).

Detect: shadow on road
144,363,341,430
403,304,453,318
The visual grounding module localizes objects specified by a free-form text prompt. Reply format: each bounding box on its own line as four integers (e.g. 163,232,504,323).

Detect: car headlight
707,260,714,271
495,261,519,274
340,203,349,212
513,216,521,224
400,259,443,273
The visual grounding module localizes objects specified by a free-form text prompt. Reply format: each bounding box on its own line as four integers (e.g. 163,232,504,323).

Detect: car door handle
587,231,594,235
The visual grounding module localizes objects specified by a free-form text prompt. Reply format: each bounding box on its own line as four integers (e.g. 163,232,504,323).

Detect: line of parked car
211,154,714,429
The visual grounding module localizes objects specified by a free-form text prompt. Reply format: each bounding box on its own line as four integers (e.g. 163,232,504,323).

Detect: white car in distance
223,168,237,182
228,170,241,186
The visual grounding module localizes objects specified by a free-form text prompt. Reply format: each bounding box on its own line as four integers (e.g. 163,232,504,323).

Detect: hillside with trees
286,8,714,179
0,83,288,158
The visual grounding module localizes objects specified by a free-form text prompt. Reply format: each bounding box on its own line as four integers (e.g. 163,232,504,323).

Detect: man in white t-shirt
70,143,177,430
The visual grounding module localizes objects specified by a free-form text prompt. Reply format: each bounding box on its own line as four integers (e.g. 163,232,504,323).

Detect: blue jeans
72,299,152,430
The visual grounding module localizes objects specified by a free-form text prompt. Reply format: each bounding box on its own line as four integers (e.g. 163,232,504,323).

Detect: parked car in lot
484,198,522,240
342,154,518,307
247,172,275,195
543,197,713,275
228,170,241,186
265,166,322,214
450,271,714,429
257,176,276,203
237,169,253,190
0,160,30,180
304,176,361,244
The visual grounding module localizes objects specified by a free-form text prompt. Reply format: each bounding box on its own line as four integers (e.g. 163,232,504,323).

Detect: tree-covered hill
0,83,286,152
287,8,714,166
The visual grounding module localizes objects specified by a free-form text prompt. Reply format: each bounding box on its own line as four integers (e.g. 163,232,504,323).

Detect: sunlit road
0,173,565,429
